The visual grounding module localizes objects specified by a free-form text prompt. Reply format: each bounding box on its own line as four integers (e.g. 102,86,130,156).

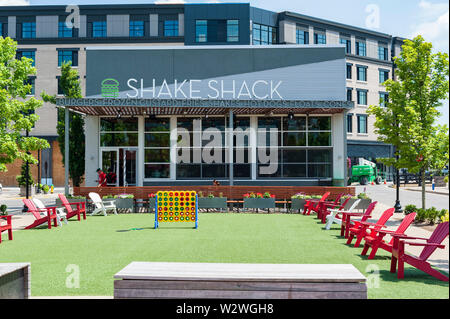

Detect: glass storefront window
145,117,171,179
100,117,138,132
100,133,138,147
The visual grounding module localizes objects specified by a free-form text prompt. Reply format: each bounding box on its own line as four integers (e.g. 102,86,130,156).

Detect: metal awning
56,98,353,116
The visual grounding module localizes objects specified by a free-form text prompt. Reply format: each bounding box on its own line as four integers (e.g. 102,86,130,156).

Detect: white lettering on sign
125,79,284,100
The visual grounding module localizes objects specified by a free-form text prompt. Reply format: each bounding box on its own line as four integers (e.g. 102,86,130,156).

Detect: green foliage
16,161,34,187
0,37,50,172
414,207,448,225
357,193,370,200
115,194,134,199
404,204,418,215
444,176,449,183
208,193,215,198
42,184,50,193
367,35,449,209
41,62,85,187
0,204,7,215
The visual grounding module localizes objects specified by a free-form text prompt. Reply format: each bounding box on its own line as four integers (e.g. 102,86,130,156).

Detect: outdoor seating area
0,187,448,299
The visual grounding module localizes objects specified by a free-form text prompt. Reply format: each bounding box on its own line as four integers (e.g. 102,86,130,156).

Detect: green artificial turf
0,213,448,298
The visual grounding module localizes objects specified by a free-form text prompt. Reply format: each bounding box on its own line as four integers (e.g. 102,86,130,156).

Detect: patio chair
88,192,117,216
340,201,377,238
33,198,68,227
346,207,394,248
22,198,58,229
319,194,350,224
390,222,449,281
0,215,13,243
360,212,416,259
303,192,330,215
324,199,361,230
58,194,86,221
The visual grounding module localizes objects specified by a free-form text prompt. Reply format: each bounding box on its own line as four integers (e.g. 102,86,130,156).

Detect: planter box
19,186,35,197
0,263,30,299
114,198,135,213
243,198,276,209
290,198,307,213
55,197,86,207
198,197,228,209
341,198,372,211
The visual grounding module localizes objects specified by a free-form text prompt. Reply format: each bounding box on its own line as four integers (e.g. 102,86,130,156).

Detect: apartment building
0,3,400,186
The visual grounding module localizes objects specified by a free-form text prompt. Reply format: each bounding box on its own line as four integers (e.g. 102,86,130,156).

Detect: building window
357,114,368,134
17,50,35,67
379,69,389,84
0,22,6,37
340,38,351,54
347,88,353,102
378,45,389,61
22,22,36,39
195,20,207,42
346,64,352,79
58,50,78,67
356,40,366,56
379,93,389,107
92,21,106,38
357,90,368,106
145,117,170,179
129,20,145,37
347,114,353,133
252,23,277,45
24,77,35,95
100,117,139,147
296,29,309,44
357,66,367,81
227,20,239,42
314,32,326,44
164,20,179,37
58,21,73,38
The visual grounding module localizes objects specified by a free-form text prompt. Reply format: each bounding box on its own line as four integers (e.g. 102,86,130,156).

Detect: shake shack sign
101,78,284,100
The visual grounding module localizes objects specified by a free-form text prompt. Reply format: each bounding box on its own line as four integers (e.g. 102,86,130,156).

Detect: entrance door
119,148,137,187
101,150,118,186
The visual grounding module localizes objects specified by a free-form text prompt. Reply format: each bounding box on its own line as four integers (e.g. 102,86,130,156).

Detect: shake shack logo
101,78,284,100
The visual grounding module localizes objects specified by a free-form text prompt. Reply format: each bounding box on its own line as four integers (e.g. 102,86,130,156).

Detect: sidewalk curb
403,188,449,196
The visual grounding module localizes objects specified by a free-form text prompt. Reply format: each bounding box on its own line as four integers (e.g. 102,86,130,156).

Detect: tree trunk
421,169,426,209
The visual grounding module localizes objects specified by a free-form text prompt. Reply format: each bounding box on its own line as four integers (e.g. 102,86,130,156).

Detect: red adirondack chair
390,222,449,281
317,193,344,221
58,194,86,221
361,212,417,259
22,199,58,229
303,192,330,215
0,215,13,243
320,195,351,224
346,207,395,248
340,201,377,238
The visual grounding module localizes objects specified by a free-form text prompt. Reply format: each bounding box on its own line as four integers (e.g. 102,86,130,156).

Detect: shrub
0,204,7,216
291,193,311,199
357,193,370,200
440,210,449,223
404,204,417,215
42,185,50,193
115,194,134,199
208,193,215,198
218,192,224,198
415,209,428,223
198,191,204,198
342,194,358,199
444,176,449,183
102,195,114,199
16,161,34,187
426,207,440,225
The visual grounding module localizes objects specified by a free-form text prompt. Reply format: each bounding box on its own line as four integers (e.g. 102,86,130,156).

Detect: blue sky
2,0,449,125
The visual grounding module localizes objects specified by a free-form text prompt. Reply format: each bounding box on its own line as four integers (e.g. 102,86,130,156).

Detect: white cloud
0,0,29,5
411,1,449,53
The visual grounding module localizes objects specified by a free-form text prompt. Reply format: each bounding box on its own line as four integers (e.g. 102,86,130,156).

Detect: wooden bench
114,262,367,299
0,263,31,299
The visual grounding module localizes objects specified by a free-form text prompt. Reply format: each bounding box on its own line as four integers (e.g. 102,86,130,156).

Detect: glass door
101,150,119,186
119,148,137,186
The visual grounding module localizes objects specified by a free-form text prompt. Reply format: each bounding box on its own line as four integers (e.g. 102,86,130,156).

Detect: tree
16,161,34,187
0,37,49,172
368,35,449,209
41,62,85,187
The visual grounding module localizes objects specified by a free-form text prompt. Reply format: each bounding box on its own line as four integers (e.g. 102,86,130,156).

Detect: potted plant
290,193,312,213
113,194,135,213
148,193,156,211
340,195,359,210
16,162,35,197
198,192,227,210
0,204,8,216
356,193,372,211
42,184,50,194
56,195,86,206
243,192,276,210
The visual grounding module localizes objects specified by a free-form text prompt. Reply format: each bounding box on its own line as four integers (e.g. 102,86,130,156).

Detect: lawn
0,213,448,298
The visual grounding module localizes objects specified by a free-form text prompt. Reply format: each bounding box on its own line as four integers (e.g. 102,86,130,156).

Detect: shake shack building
57,45,353,187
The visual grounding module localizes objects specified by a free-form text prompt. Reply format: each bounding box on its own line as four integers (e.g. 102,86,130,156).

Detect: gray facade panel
36,15,58,38
7,16,16,38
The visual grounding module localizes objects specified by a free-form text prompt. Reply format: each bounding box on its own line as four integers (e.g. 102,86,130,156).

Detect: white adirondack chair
325,199,361,230
89,192,117,216
33,198,68,227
